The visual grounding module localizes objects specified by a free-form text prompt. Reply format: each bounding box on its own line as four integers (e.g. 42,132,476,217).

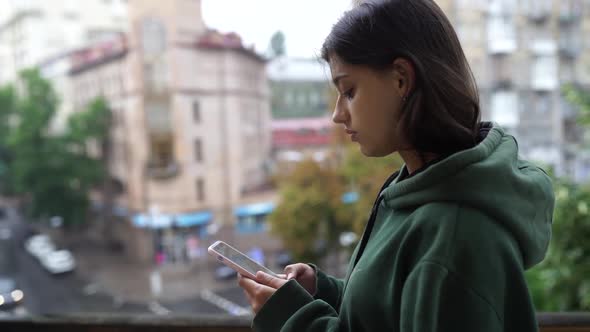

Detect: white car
39,250,76,274
24,235,55,259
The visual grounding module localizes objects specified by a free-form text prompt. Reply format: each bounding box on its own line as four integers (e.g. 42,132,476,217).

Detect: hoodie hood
382,124,554,269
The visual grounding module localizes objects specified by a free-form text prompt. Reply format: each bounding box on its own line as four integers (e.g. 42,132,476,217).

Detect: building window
193,101,200,123
194,138,202,162
297,92,306,107
532,56,558,91
487,0,517,54
535,92,552,114
196,178,205,202
491,90,519,128
284,91,294,106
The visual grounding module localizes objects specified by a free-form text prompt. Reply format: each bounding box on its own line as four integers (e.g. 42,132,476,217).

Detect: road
0,209,147,317
0,207,252,319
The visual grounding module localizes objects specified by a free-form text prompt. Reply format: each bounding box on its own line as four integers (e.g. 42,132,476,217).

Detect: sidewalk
71,240,234,304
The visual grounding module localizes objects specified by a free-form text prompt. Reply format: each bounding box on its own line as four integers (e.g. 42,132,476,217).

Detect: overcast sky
201,0,353,58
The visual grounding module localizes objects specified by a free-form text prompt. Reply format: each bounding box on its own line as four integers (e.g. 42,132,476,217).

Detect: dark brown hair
322,0,481,155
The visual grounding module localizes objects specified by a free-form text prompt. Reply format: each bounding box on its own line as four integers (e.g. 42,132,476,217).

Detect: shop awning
132,211,212,229
234,202,275,217
176,211,212,227
132,214,173,229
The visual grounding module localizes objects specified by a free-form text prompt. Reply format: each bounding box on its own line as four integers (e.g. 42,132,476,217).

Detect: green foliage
268,31,286,58
563,84,590,126
0,69,110,227
526,178,590,311
525,85,590,311
269,141,403,262
269,159,348,262
340,145,404,234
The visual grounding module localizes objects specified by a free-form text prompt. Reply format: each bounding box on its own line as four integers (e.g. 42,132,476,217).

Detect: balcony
490,57,514,89
531,57,559,91
529,40,557,56
559,0,582,25
559,37,582,59
146,160,180,180
559,11,581,25
1,312,590,331
488,39,517,55
528,10,550,24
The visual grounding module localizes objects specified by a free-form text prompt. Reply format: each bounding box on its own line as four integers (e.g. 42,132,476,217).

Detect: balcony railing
2,313,590,332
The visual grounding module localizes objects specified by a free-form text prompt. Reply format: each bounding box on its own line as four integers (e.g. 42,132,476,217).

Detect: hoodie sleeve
309,264,344,310
252,280,344,332
400,261,503,332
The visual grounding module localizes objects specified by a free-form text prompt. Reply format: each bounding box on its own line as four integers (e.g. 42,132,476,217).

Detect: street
0,209,147,317
0,207,251,319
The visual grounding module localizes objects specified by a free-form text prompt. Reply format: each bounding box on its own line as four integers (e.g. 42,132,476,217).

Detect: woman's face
329,54,407,157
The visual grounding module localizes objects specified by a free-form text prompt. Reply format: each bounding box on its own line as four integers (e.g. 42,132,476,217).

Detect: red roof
272,117,333,148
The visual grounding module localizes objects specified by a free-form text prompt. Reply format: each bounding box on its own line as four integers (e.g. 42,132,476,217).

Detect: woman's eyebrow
332,73,349,87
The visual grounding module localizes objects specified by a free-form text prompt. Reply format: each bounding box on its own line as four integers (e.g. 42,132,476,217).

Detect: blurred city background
0,0,588,321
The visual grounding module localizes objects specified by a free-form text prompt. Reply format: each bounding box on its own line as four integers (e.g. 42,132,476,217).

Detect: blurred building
0,0,127,84
271,116,333,172
41,0,274,263
267,57,335,171
267,57,331,119
437,0,590,181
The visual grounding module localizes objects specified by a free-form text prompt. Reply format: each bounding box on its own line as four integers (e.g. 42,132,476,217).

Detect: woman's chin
359,145,376,157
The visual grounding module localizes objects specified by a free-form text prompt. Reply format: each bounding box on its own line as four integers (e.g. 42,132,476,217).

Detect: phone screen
212,242,275,276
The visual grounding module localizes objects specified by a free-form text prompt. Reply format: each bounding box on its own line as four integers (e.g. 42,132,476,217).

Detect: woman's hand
238,272,289,314
284,263,317,296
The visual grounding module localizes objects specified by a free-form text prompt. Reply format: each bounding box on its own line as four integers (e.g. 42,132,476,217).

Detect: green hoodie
253,125,554,332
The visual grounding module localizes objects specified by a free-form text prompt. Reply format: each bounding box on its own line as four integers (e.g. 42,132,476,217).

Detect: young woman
238,1,555,331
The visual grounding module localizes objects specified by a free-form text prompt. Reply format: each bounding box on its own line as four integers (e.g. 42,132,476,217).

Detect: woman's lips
345,129,358,141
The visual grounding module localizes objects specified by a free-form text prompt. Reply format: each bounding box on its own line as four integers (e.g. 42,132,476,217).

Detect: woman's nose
332,104,348,124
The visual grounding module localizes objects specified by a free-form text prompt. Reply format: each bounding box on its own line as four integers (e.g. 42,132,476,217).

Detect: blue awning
176,211,212,227
132,214,173,229
132,211,212,229
341,191,359,204
234,202,275,217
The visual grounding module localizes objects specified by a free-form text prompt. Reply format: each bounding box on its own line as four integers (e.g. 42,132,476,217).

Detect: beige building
44,0,273,262
0,0,127,84
436,0,590,181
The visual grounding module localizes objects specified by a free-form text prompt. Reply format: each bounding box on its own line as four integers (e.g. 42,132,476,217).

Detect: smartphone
208,240,278,279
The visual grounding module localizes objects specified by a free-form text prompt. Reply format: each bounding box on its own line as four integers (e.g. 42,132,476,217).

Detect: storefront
131,210,212,265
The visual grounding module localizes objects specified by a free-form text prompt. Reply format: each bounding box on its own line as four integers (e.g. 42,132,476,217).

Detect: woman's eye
343,88,355,100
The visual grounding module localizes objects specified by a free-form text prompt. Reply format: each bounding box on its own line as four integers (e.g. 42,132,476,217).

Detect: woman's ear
392,58,416,99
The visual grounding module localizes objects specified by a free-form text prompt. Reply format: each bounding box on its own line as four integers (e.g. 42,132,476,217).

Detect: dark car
0,277,24,310
276,252,293,268
214,265,237,280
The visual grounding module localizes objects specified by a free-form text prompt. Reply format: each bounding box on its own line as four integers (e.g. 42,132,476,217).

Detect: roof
267,56,330,82
197,29,266,63
68,36,128,75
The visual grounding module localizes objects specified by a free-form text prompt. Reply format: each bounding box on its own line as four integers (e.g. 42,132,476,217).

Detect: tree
525,178,590,311
2,69,110,227
523,85,590,311
269,159,349,262
339,144,404,234
268,31,286,58
563,84,590,126
0,86,17,194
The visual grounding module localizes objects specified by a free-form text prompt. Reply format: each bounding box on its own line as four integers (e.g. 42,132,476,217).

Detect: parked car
24,235,55,259
0,277,24,310
38,250,76,274
276,251,293,268
214,265,237,280
0,227,11,241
